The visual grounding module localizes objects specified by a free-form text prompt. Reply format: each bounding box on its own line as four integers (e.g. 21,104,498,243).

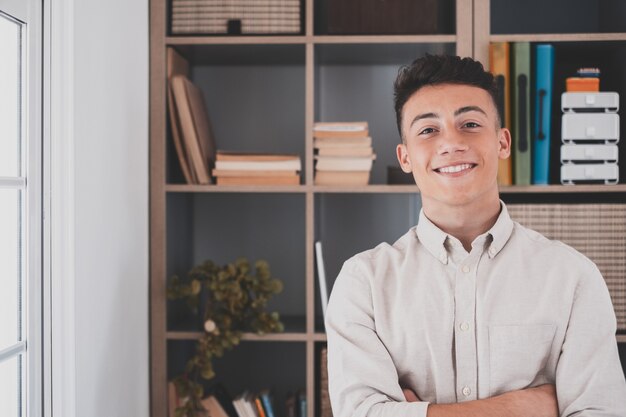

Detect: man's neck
422,194,502,252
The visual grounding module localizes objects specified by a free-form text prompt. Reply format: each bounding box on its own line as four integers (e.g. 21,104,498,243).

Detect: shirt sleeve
556,259,626,416
325,258,430,417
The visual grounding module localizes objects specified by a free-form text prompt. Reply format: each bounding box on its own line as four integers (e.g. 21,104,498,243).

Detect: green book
512,42,532,185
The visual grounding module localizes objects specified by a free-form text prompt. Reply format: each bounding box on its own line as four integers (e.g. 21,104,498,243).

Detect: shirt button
439,253,447,262
462,386,471,397
460,322,470,331
461,265,470,273
489,246,497,256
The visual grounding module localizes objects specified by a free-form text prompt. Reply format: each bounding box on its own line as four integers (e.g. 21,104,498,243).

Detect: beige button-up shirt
326,202,626,417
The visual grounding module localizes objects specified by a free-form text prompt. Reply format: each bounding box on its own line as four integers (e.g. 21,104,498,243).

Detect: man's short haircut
393,54,501,141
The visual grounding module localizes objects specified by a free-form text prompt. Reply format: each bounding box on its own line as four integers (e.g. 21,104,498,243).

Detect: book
313,122,369,138
314,136,372,147
489,41,512,185
215,159,301,171
297,391,306,417
201,395,230,417
533,44,555,185
315,155,375,171
213,169,299,177
168,381,181,417
511,42,532,186
315,242,329,322
167,48,195,184
254,396,267,417
212,384,240,417
216,151,301,162
285,392,296,417
170,75,216,184
216,175,300,186
314,170,370,185
259,390,276,417
316,146,373,156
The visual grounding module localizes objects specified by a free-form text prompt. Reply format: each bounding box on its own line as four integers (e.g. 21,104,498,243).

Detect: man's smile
433,162,477,174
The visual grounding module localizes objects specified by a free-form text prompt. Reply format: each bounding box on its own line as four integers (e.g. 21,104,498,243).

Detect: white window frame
47,0,77,416
0,0,46,416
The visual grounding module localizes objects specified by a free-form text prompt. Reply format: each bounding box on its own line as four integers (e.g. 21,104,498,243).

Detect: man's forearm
425,385,558,417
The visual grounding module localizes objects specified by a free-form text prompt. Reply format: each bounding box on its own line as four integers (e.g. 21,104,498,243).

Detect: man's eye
464,122,480,128
419,127,436,135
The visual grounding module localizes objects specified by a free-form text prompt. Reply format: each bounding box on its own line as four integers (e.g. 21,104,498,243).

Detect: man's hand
401,384,558,417
403,387,421,402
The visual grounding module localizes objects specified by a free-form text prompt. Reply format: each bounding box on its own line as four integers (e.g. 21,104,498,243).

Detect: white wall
73,0,149,415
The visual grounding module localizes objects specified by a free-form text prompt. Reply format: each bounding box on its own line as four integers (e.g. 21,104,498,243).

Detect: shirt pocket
489,324,556,396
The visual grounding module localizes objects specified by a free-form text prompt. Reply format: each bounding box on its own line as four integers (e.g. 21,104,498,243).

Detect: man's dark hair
393,54,501,141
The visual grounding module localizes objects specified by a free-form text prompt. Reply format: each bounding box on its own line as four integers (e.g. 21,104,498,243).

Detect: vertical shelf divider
473,0,491,64
456,0,473,57
149,0,167,415
305,0,316,413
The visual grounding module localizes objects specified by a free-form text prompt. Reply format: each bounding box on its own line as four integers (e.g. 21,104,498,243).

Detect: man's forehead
404,84,495,118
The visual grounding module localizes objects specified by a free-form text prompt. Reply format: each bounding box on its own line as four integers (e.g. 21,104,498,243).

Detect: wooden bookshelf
150,1,626,416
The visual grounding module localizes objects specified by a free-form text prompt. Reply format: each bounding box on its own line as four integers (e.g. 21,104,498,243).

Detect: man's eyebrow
409,112,439,129
454,106,487,117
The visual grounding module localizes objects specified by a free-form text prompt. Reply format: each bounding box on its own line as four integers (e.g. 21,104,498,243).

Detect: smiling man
325,55,626,417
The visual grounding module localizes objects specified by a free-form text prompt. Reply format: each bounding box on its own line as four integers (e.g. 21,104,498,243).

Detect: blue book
260,390,276,417
532,44,555,184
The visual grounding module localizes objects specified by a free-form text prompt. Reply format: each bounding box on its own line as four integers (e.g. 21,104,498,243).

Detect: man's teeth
438,164,473,173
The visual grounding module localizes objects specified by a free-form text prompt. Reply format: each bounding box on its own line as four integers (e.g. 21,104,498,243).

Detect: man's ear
498,128,512,159
396,143,412,173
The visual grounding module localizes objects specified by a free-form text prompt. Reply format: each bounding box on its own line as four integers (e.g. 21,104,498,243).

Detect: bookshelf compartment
521,41,626,185
314,193,421,330
166,193,307,333
168,340,306,417
313,43,454,185
313,0,456,36
166,44,306,184
490,0,626,35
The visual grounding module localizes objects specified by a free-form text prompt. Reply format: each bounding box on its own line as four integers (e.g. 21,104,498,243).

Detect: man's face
396,83,511,209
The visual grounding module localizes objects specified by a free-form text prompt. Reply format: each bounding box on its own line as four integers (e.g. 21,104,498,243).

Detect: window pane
0,189,22,350
0,354,21,417
0,13,21,177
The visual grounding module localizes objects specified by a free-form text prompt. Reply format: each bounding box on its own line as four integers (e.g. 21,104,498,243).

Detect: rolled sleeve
556,260,626,416
325,259,430,417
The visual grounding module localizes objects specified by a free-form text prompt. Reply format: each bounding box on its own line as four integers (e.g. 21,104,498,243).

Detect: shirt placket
453,250,479,402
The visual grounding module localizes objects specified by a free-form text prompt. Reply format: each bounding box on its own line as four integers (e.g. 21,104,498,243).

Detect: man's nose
437,130,469,155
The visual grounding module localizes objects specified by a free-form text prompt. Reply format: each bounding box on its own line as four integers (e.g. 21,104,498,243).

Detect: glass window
0,10,26,417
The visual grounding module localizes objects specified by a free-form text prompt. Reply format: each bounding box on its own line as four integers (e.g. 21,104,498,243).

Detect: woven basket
508,204,626,331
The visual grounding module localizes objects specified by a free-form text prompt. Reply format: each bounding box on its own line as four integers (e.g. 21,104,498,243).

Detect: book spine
512,42,532,186
533,44,555,185
490,41,512,186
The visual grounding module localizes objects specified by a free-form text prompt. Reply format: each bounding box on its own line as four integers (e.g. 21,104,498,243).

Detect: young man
325,55,626,417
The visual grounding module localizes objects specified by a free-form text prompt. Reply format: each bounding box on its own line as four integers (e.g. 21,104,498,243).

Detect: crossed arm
402,385,558,417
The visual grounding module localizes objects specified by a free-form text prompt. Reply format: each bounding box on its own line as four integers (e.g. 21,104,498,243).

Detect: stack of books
560,91,620,185
212,151,301,185
313,122,376,185
169,382,307,417
170,0,302,35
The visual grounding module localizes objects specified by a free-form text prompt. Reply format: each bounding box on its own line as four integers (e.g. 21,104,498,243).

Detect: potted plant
167,257,284,417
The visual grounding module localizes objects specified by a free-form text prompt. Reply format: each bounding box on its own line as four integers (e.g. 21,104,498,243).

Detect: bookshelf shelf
166,331,310,342
151,1,626,416
312,34,457,45
490,33,626,42
499,185,626,194
166,35,309,45
165,184,308,193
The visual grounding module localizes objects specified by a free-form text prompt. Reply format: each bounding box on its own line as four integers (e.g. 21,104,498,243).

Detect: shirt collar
415,200,514,264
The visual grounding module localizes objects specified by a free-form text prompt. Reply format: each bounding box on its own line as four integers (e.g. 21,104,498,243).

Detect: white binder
561,92,619,113
561,163,619,185
561,144,619,163
561,113,620,143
